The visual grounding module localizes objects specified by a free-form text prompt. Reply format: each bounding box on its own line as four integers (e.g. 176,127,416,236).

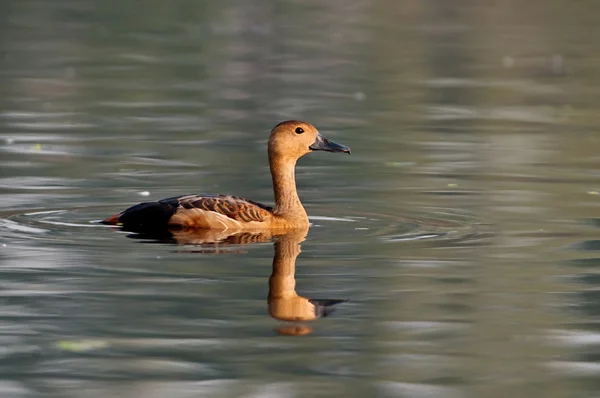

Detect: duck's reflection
126,228,278,246
268,228,347,335
125,227,347,335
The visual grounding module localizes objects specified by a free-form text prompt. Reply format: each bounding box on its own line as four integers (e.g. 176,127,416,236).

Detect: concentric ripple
0,204,491,248
309,207,491,247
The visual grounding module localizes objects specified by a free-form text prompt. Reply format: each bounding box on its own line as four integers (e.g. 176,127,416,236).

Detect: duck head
268,120,351,161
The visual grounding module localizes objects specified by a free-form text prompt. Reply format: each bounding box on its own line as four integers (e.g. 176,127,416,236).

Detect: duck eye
295,127,304,134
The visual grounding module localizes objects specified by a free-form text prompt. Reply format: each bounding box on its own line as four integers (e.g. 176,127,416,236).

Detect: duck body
104,193,279,232
103,120,350,232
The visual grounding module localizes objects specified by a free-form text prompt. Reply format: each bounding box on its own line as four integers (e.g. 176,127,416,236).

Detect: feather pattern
164,194,274,229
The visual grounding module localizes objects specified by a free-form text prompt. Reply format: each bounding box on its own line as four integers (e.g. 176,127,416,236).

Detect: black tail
104,201,177,232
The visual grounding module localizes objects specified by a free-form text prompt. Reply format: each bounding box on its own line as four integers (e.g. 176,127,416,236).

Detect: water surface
2,1,600,397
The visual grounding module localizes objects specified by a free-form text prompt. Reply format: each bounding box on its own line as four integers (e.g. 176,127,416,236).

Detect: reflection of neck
268,234,302,300
269,155,307,221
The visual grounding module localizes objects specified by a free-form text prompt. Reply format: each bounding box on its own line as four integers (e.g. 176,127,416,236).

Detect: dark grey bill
309,298,349,318
309,133,351,154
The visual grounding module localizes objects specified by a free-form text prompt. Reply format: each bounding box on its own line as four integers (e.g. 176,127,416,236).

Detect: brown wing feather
173,194,273,224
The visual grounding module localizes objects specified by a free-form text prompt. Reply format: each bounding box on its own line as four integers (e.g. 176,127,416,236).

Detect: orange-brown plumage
168,194,273,228
103,120,350,232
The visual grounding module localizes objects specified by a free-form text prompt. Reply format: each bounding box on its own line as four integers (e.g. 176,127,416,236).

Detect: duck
102,120,350,232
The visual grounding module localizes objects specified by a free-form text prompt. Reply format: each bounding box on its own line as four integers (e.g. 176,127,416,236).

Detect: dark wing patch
171,194,273,223
106,200,178,231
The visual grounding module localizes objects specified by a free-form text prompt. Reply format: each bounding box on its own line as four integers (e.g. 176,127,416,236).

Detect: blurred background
1,0,600,397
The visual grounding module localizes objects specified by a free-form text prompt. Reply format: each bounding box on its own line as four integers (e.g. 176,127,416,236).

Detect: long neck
269,155,307,221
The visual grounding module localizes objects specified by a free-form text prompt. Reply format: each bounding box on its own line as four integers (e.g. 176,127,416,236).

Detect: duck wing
169,194,273,227
104,194,273,231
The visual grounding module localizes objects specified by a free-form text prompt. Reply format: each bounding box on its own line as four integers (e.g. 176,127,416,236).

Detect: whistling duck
102,120,350,232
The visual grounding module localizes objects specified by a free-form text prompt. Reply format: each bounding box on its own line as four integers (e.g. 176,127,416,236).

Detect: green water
2,1,600,397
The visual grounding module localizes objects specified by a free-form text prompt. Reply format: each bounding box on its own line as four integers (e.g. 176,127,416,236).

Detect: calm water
2,1,600,397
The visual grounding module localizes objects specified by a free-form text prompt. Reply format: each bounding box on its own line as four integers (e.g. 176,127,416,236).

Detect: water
2,1,600,397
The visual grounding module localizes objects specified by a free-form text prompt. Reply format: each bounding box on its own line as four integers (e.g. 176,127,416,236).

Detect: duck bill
309,133,351,154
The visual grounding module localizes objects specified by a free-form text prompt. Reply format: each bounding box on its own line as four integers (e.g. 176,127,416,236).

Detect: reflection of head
268,298,348,322
268,296,319,321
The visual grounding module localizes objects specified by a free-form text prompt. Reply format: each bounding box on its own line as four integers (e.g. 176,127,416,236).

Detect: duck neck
269,155,307,221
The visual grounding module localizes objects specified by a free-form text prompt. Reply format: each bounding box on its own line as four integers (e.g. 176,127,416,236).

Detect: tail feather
101,213,122,225
102,201,177,232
